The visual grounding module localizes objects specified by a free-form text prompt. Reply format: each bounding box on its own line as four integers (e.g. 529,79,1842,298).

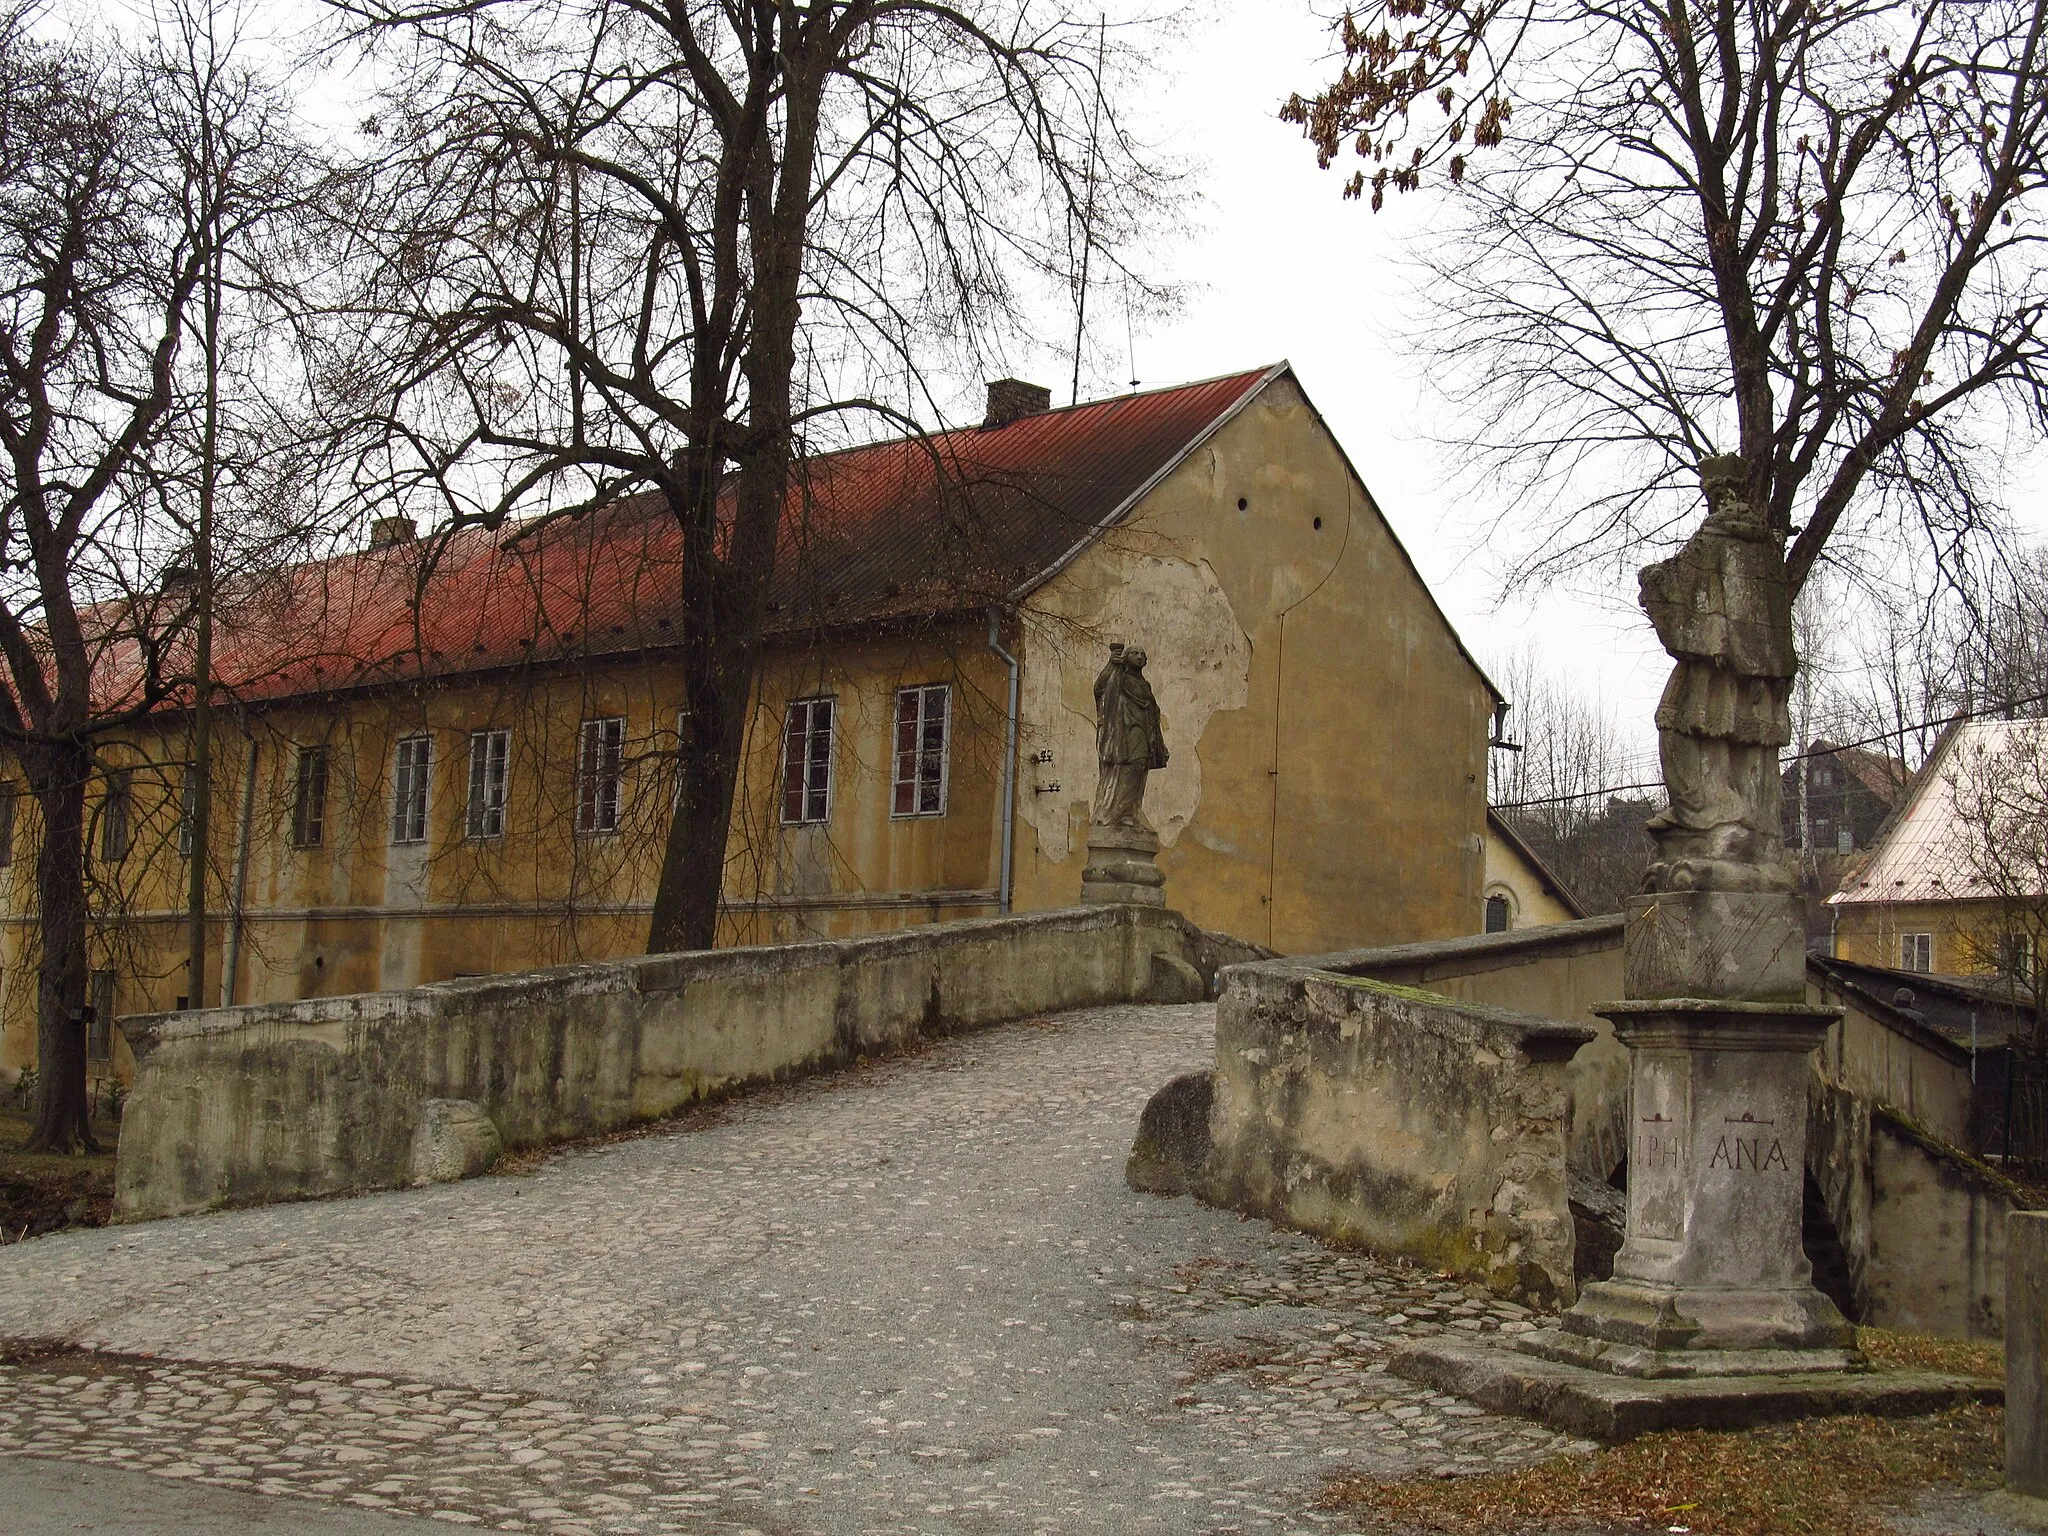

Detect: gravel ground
0,1002,1584,1534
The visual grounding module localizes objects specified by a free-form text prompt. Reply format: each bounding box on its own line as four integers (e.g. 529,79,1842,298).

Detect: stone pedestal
2009,1212,2048,1495
1519,1000,1856,1377
1080,823,1165,907
1623,890,1806,1003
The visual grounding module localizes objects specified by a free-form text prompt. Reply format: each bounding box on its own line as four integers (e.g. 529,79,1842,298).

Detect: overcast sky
1018,0,2048,765
1054,0,1680,746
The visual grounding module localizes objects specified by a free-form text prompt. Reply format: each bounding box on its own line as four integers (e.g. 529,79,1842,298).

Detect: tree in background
1943,719,2048,1165
326,0,1171,953
1489,646,1658,912
0,8,317,1150
1286,0,2048,601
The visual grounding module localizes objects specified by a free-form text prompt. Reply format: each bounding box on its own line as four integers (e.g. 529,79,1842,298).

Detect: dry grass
1322,1404,2002,1535
1859,1326,2004,1381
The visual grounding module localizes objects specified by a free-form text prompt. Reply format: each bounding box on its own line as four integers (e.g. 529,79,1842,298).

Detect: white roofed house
1828,719,2048,987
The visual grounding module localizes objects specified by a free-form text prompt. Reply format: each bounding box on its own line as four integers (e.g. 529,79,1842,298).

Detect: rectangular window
1901,932,1933,973
178,766,197,858
391,735,431,845
0,783,17,868
781,698,834,824
576,717,625,834
99,769,130,863
467,729,510,838
673,708,686,807
1836,825,1854,855
292,746,329,848
892,685,951,817
87,968,114,1060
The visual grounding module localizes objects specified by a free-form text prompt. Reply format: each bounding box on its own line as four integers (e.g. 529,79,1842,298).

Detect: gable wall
1010,374,1492,952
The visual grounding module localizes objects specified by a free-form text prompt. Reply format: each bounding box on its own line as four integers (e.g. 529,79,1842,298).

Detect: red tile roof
99,366,1282,711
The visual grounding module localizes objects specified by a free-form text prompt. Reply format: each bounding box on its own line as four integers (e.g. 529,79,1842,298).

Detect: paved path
0,1003,1581,1534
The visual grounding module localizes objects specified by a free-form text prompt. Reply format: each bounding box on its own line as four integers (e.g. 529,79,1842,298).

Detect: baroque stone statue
1638,454,1796,894
1092,643,1169,831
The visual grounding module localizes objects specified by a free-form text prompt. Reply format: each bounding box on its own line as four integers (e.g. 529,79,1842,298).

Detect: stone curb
1389,1337,2001,1442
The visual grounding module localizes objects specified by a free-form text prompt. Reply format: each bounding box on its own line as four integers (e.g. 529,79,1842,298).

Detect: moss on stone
1310,972,1453,1006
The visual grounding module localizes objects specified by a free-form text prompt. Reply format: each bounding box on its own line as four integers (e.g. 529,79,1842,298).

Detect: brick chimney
367,515,418,550
982,378,1051,428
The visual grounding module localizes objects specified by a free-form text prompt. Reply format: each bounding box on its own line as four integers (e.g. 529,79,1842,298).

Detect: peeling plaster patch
1019,554,1252,864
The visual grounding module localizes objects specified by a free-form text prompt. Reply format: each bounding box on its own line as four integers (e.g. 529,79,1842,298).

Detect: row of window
0,684,955,867
280,685,954,850
779,685,951,826
290,716,632,850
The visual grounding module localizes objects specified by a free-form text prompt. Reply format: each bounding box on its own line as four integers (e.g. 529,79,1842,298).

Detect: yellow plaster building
1481,810,1586,931
0,364,1505,1082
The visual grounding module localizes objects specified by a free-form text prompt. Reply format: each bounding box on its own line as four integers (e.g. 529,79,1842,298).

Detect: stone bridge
0,999,1582,1534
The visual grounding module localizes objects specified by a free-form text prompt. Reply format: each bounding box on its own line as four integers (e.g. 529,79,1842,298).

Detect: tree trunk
647,669,752,953
22,742,96,1154
642,451,789,955
642,36,816,956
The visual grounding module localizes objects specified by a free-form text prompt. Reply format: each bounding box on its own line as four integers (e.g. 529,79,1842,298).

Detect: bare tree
1944,720,2048,1163
1285,0,2048,598
322,0,1170,952
1489,645,1659,911
0,9,317,1150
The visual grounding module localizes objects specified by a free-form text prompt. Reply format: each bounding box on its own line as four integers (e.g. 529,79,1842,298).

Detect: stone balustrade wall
1204,960,1595,1308
114,904,1210,1222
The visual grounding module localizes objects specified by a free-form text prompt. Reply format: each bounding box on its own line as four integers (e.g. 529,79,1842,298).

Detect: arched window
1484,893,1512,933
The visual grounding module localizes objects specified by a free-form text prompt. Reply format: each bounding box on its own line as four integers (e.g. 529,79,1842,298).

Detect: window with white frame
892,684,950,817
1901,932,1933,973
291,746,329,848
577,717,625,834
391,735,431,844
467,729,510,838
88,968,114,1060
781,698,834,824
99,769,130,863
178,766,197,858
1836,825,1854,855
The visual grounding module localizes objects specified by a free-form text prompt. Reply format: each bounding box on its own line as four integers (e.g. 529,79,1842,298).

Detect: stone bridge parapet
114,904,1214,1222
1204,959,1595,1308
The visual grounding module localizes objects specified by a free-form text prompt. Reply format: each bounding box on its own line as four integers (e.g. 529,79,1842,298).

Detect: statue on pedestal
1638,454,1796,894
1092,643,1169,832
1081,642,1169,908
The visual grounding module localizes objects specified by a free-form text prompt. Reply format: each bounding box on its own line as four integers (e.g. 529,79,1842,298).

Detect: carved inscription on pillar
1707,1110,1790,1174
1631,1053,1690,1242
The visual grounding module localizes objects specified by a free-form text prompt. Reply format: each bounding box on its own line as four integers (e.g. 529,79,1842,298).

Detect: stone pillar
1519,890,1855,1378
1080,823,1165,907
2009,1211,2048,1496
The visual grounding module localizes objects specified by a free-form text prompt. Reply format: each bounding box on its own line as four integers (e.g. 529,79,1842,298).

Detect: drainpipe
986,607,1020,915
220,721,258,1007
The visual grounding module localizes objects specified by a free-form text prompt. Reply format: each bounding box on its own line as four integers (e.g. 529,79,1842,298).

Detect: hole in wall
1236,497,1248,511
1313,516,1323,530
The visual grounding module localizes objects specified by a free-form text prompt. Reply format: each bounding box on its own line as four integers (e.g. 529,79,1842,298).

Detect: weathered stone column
1517,457,1855,1378
2009,1211,2048,1495
1392,461,1992,1432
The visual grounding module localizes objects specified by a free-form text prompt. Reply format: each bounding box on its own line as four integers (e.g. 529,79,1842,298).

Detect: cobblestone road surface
0,1003,1583,1534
